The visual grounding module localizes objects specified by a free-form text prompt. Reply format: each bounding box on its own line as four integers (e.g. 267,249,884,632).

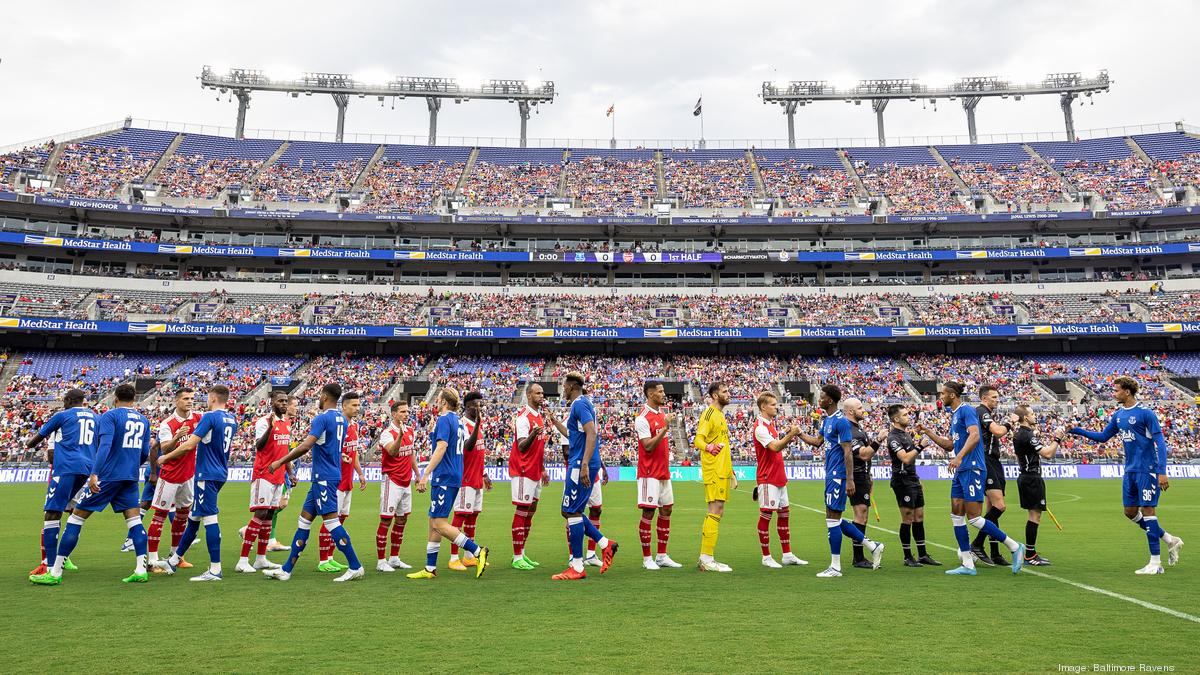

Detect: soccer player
376,399,417,572
635,381,682,570
449,391,491,571
549,372,617,580
885,405,940,567
694,381,735,572
153,384,238,581
146,387,201,572
235,391,290,574
264,395,301,552
1067,376,1184,574
574,435,609,569
316,392,366,573
916,381,1025,576
510,382,552,570
406,387,490,579
971,385,1015,567
1012,405,1062,566
843,397,881,569
263,382,365,582
750,391,807,569
795,385,884,578
25,388,96,577
31,383,151,585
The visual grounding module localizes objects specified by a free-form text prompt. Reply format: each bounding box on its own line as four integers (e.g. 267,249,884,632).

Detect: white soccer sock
830,554,841,570
1002,537,1020,553
570,557,584,573
210,562,221,575
644,555,654,563
595,537,609,551
513,554,524,563
699,553,714,563
50,558,65,577
1150,555,1162,565
959,549,976,570
256,554,267,564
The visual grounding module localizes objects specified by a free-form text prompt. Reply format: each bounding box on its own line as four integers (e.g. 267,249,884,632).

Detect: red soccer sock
758,511,773,556
777,510,791,555
656,515,671,556
463,512,478,541
256,517,269,556
240,519,261,558
450,513,466,555
171,508,190,550
376,517,393,560
511,509,529,556
389,519,405,558
40,529,46,563
587,517,601,554
147,509,168,556
318,526,333,562
639,516,653,557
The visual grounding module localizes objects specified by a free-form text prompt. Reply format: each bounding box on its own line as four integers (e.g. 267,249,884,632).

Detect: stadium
3,3,1199,673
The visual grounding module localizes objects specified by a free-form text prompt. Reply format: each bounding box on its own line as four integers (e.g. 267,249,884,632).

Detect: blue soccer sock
951,515,973,567
51,515,85,576
42,519,61,567
839,519,865,543
204,521,222,572
127,517,148,574
173,517,200,560
282,518,312,573
826,519,842,555
425,541,440,571
1130,512,1150,531
453,532,480,557
1144,517,1164,556
970,516,1019,553
567,517,586,559
326,522,361,570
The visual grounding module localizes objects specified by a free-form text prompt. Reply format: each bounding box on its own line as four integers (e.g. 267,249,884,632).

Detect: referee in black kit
1012,405,1061,566
972,385,1015,566
885,404,940,567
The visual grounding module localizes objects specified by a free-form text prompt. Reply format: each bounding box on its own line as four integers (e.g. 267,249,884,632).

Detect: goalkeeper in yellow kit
693,382,736,572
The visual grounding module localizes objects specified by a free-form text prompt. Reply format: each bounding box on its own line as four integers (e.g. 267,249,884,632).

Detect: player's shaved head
525,382,545,408
841,397,864,421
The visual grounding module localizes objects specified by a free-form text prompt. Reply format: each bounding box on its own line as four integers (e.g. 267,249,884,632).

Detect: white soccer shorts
453,486,485,514
152,478,194,510
510,475,543,505
587,478,603,508
756,483,789,511
379,479,412,517
636,477,675,508
248,478,284,511
337,489,352,516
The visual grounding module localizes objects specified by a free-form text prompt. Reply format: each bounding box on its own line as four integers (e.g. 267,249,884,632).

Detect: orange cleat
551,567,587,581
29,563,48,577
461,557,478,568
447,559,468,572
600,540,619,574
150,565,168,574
177,557,194,569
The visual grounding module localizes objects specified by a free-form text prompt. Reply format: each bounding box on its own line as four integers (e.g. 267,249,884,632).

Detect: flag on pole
606,104,614,117
692,96,703,117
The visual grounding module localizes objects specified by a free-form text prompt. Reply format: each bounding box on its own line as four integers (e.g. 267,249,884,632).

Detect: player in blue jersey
152,384,237,581
916,381,1025,576
406,387,490,580
31,384,152,585
263,382,365,582
1068,376,1184,575
549,372,617,581
794,384,883,578
25,388,95,577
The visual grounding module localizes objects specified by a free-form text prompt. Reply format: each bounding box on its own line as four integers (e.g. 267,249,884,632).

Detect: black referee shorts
849,475,873,507
984,455,1006,494
891,479,925,509
1017,474,1046,511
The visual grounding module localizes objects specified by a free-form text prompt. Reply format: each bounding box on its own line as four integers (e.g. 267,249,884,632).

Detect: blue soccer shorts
76,479,140,513
1122,472,1160,508
950,468,985,503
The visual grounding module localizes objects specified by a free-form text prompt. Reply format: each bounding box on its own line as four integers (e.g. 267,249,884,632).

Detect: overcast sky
3,0,1196,147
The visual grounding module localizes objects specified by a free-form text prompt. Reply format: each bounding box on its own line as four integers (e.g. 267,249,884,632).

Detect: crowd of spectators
758,162,859,209
0,143,51,185
460,160,561,208
353,159,463,213
854,163,969,215
663,156,755,208
53,143,158,200
565,156,658,212
1156,154,1200,189
252,159,364,203
156,155,264,199
1057,157,1163,209
948,158,1066,207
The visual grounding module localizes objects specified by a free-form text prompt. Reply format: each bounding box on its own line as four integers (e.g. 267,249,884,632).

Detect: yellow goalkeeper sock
700,513,722,557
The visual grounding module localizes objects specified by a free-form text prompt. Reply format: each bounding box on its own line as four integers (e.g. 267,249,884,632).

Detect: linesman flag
692,96,703,116
606,104,614,117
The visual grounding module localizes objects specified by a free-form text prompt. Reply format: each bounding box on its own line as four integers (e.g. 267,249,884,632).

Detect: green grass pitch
2,479,1197,673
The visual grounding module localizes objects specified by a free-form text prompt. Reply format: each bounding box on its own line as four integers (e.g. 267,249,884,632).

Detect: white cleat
238,526,247,539
654,554,683,568
780,552,809,566
152,559,177,575
1167,537,1184,566
333,567,365,583
869,540,886,570
120,538,134,553
762,556,783,569
262,567,291,581
714,561,733,572
376,560,396,573
234,560,257,574
642,558,661,571
1135,562,1165,575
582,554,603,567
696,559,730,572
267,540,290,552
816,566,843,578
253,558,281,571
189,571,222,582
387,557,412,570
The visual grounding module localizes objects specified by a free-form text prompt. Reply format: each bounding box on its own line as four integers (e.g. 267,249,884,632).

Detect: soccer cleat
376,560,396,573
262,568,291,581
189,571,222,582
869,541,886,570
815,566,842,578
600,541,618,574
991,553,1010,567
551,567,587,580
177,557,194,569
655,554,683,568
511,557,536,570
253,558,281,571
317,560,342,573
29,563,48,577
238,526,247,539
406,568,437,580
970,548,995,567
1010,544,1026,574
387,556,412,570
235,560,258,574
1135,562,1165,575
267,540,290,552
643,558,661,570
582,553,603,567
917,555,942,566
62,558,78,571
903,558,923,568
852,559,874,569
780,553,809,566
333,567,365,583
714,561,733,572
1024,554,1052,566
696,559,726,572
30,572,62,585
1167,537,1184,566
120,538,134,553
461,556,479,568
474,547,489,578
448,559,469,572
945,565,978,576
762,556,783,569
152,559,177,575
521,554,540,568
327,559,348,571
121,572,149,584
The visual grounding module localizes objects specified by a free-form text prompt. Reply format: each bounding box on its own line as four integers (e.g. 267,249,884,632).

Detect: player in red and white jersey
635,381,682,570
235,391,290,574
147,388,202,571
376,400,418,572
450,391,491,571
752,391,807,569
317,392,365,573
509,383,552,571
